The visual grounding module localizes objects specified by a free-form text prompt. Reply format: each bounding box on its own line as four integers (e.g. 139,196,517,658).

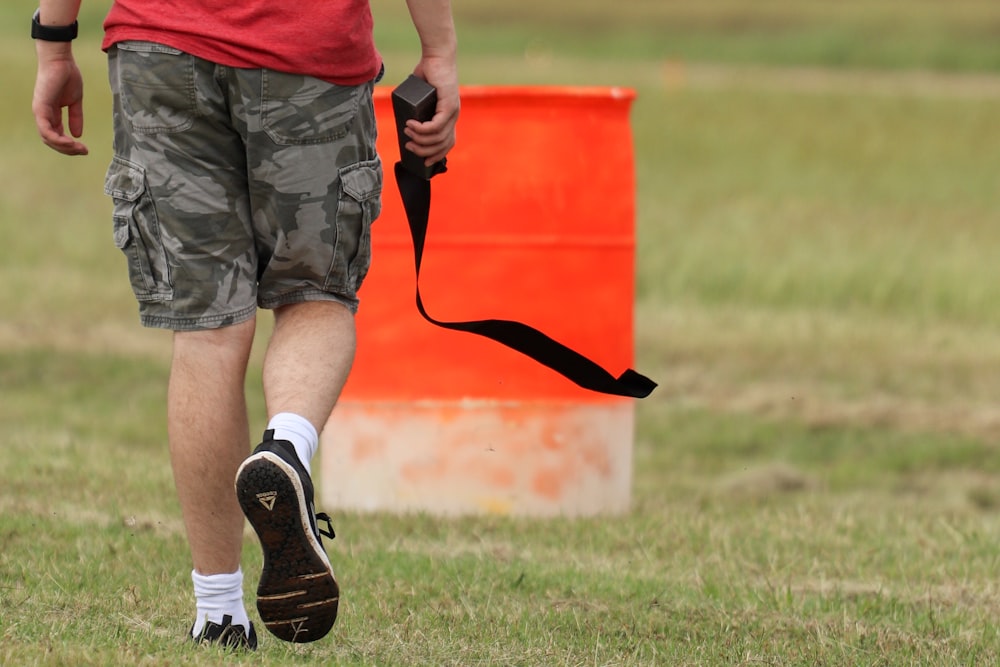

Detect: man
31,0,459,649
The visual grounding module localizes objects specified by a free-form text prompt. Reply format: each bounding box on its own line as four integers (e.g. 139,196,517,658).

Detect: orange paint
532,466,568,502
580,441,614,479
349,434,385,462
475,463,517,490
343,86,638,403
321,87,639,516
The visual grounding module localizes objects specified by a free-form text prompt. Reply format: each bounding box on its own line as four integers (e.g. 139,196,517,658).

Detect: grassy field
4,0,1000,664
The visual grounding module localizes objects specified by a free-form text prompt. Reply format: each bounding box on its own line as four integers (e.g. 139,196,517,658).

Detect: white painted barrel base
320,400,634,517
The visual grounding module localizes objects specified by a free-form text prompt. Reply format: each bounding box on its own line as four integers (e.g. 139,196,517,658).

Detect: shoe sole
235,452,339,643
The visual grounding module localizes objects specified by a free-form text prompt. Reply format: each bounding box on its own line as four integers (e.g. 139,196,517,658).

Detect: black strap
393,161,657,399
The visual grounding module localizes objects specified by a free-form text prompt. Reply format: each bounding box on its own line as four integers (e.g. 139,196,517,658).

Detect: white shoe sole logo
256,491,277,511
290,619,307,642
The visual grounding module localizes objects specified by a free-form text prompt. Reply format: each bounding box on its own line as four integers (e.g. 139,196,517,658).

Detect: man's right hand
403,0,459,167
33,44,88,156
403,55,459,167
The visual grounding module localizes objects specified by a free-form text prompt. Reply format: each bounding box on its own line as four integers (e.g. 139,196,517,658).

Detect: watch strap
31,9,79,42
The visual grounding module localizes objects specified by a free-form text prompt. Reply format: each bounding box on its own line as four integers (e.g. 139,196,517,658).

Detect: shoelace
315,512,336,541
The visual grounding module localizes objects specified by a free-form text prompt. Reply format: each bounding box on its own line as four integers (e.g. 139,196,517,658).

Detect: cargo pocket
104,156,174,302
328,158,383,291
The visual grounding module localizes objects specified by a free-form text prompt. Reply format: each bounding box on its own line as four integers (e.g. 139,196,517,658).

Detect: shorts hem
139,304,259,331
259,289,359,314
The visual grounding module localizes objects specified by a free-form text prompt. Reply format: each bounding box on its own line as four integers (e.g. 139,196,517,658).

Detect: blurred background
4,1,1000,663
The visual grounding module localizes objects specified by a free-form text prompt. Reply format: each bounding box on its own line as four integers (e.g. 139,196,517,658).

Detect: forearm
404,0,457,59
37,0,81,26
35,0,82,60
399,0,460,164
32,0,88,155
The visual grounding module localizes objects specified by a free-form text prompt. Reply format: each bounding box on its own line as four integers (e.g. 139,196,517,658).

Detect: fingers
403,56,460,166
402,89,459,165
403,112,455,166
32,58,88,156
44,135,88,156
67,99,85,141
35,108,88,156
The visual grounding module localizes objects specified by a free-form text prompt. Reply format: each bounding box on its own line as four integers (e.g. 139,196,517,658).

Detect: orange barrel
320,86,639,516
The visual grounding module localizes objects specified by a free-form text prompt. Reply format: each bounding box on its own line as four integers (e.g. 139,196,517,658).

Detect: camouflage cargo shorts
104,41,383,330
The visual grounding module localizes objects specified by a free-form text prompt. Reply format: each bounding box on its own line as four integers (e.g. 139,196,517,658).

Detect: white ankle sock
267,412,318,476
190,568,251,638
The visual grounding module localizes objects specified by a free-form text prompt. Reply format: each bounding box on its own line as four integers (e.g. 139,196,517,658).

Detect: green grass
446,0,1000,72
4,0,1000,664
4,352,1000,664
641,86,1000,316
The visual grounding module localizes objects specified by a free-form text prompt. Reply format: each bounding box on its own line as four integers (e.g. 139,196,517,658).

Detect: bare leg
168,317,256,575
232,301,352,643
262,301,356,431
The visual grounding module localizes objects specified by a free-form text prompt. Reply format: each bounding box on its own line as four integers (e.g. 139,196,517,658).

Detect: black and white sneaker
235,431,339,643
191,614,258,651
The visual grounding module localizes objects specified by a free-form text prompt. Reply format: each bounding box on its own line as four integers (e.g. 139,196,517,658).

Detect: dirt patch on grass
715,462,816,500
785,578,1000,614
655,369,1000,443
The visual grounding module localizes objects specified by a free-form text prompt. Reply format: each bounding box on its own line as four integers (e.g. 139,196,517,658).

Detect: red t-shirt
103,0,382,86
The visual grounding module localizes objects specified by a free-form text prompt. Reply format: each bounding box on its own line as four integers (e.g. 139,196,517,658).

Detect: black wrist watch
31,9,79,42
